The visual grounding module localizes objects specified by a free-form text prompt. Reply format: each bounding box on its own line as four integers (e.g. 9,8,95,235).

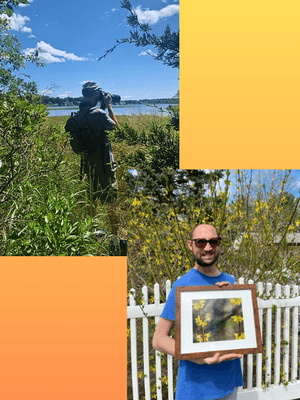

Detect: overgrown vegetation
1,109,179,255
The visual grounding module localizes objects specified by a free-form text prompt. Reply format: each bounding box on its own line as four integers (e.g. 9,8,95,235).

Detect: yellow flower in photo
199,300,206,308
195,316,207,327
193,300,206,310
234,333,245,340
204,313,211,322
196,334,203,343
231,315,244,323
230,298,242,306
205,332,211,341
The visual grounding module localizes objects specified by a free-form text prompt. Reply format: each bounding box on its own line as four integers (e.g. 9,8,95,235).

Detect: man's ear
187,240,192,251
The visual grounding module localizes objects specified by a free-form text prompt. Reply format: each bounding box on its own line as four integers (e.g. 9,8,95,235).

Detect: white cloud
139,49,157,57
21,26,32,33
19,0,34,6
24,41,88,63
28,34,36,38
3,13,30,31
134,4,179,24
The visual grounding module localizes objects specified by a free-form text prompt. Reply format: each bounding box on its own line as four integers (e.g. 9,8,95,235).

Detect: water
47,103,178,117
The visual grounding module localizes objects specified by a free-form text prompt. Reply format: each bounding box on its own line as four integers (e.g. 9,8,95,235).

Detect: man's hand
103,93,112,109
192,352,242,365
215,281,237,288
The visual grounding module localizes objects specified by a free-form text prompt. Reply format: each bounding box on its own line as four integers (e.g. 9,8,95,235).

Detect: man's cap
82,81,100,95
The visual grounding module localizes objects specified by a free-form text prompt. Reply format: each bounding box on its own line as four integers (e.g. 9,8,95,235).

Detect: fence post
166,280,174,400
274,283,282,386
256,281,264,389
130,289,139,400
247,279,254,390
291,285,299,382
265,282,272,385
283,284,291,382
154,283,163,400
142,285,151,400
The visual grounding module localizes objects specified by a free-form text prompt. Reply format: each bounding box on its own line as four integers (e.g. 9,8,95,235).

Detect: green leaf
6,5,13,17
22,115,31,127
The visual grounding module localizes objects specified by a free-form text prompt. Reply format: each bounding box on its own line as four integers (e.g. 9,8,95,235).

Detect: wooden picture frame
175,284,262,360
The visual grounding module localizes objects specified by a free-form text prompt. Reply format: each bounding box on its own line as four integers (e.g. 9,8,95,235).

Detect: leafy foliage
0,0,29,17
99,0,179,68
109,113,179,172
3,181,109,256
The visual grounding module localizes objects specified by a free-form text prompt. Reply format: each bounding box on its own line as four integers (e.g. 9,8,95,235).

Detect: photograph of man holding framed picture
153,223,262,400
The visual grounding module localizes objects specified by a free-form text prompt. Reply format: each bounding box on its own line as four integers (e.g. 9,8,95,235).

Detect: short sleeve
161,285,176,321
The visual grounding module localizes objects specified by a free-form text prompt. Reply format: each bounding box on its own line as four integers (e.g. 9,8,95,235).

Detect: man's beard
194,252,219,267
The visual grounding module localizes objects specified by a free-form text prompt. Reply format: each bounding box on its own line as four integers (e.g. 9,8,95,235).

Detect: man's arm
153,317,242,365
153,317,176,357
103,94,119,127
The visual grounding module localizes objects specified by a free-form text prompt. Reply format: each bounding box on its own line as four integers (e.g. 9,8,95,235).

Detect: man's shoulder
86,107,107,117
220,271,236,283
172,269,236,288
171,269,197,287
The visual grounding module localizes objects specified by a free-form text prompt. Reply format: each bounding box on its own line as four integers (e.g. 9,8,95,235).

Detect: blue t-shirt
161,268,244,400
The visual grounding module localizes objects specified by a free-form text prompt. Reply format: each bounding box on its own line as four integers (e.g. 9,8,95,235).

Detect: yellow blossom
195,316,208,327
205,313,211,322
231,315,244,323
196,334,203,343
230,298,242,306
234,333,245,340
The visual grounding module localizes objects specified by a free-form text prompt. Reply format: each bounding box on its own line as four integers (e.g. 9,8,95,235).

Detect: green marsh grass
2,113,176,256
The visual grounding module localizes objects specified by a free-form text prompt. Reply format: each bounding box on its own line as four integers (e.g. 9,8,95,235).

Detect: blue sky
216,170,300,201
5,0,179,100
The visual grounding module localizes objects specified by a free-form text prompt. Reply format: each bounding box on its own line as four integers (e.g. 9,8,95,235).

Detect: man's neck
81,96,97,107
193,264,221,277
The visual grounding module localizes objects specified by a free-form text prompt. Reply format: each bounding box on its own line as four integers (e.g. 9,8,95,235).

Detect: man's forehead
192,224,218,238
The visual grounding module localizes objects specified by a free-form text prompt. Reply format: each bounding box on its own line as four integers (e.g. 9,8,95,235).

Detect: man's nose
204,242,212,251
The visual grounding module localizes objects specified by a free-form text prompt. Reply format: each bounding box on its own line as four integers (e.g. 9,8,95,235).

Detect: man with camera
152,224,243,400
79,81,119,235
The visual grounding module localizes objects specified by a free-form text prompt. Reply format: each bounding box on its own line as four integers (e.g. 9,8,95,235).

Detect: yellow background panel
180,1,300,168
0,257,126,400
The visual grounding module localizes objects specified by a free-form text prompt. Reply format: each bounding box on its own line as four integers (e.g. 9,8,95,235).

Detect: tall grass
1,112,177,256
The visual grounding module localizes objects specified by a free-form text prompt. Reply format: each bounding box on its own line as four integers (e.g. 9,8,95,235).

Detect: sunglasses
191,237,221,249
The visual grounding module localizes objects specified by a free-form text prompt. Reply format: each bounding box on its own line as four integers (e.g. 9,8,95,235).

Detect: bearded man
152,224,244,400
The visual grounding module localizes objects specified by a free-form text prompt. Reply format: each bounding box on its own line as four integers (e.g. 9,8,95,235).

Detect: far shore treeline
42,96,179,107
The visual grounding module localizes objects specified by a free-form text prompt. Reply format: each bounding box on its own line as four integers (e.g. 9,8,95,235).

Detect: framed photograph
175,284,262,360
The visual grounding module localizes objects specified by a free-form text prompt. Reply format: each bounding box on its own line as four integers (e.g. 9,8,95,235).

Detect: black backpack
65,110,97,155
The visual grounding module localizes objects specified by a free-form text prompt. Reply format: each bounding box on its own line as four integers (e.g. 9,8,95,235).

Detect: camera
98,90,121,110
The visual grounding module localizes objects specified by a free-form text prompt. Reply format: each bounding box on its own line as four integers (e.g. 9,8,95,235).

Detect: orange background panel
180,0,300,168
0,257,127,400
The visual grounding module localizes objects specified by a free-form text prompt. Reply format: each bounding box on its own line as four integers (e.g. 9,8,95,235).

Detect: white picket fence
127,278,300,400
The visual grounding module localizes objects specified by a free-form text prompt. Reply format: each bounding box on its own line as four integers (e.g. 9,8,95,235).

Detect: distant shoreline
47,103,178,110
